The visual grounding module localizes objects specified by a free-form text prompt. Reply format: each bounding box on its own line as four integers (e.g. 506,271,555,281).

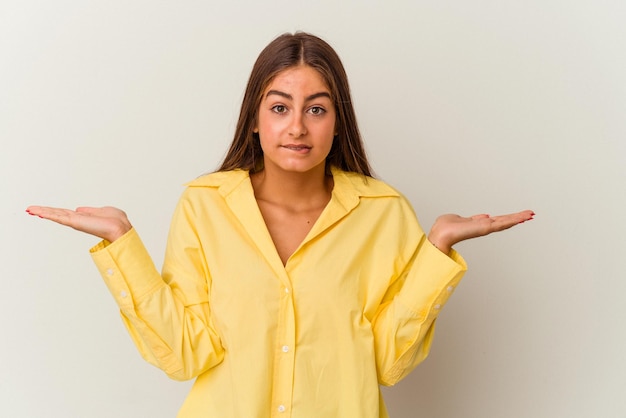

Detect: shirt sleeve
89,197,224,381
371,233,467,386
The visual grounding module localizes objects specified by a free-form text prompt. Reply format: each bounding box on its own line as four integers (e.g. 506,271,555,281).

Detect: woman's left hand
428,210,535,255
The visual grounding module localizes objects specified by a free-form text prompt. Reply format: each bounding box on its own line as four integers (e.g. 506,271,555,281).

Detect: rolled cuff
90,228,164,311
397,239,468,321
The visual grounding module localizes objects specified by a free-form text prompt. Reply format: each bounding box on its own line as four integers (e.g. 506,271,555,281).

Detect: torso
251,171,333,266
256,198,327,265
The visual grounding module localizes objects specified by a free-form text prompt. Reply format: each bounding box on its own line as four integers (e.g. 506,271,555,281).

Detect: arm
26,202,225,380
372,208,534,386
372,234,466,386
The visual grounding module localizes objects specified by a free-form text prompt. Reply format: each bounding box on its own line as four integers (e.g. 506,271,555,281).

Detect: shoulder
172,170,252,219
185,169,249,189
182,170,253,199
332,168,402,199
174,170,252,210
333,170,424,245
332,168,418,219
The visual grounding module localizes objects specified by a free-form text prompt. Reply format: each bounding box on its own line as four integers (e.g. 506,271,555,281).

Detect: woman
27,32,533,417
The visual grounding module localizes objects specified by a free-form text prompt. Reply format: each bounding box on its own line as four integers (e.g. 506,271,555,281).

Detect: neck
251,164,333,209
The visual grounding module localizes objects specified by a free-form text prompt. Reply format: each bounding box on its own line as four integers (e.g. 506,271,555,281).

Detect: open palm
26,205,132,243
428,210,535,254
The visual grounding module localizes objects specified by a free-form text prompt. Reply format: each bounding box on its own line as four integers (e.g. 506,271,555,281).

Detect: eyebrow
265,90,332,102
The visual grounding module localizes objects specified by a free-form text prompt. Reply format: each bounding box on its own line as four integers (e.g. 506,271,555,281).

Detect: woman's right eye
271,105,287,114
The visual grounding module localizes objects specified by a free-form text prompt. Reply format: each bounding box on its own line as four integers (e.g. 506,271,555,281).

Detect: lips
282,144,311,151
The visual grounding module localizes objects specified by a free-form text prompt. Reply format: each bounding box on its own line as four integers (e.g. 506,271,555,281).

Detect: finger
470,214,491,220
27,205,70,218
489,210,535,231
510,210,535,223
490,210,534,222
26,205,50,215
519,210,535,221
27,206,79,227
25,206,43,218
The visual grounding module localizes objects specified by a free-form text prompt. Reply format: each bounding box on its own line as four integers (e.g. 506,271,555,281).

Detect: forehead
263,65,330,96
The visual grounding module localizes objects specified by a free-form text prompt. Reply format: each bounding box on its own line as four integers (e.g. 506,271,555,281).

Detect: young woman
27,32,534,417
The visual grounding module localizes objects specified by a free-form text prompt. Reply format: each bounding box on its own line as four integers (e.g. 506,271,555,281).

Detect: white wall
2,1,624,417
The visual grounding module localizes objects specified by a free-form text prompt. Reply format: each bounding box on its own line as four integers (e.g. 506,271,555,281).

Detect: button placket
272,282,295,417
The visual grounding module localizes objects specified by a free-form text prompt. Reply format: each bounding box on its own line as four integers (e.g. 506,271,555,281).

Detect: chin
266,159,326,175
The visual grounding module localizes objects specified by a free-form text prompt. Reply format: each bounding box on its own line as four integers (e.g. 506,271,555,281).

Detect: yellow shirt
90,168,467,418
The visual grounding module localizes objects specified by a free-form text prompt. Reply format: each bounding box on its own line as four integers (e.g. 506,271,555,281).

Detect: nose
288,112,307,138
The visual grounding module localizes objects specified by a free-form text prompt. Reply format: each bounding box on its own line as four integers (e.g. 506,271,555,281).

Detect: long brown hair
218,32,372,177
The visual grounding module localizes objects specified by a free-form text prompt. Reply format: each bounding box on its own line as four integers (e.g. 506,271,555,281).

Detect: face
254,65,336,176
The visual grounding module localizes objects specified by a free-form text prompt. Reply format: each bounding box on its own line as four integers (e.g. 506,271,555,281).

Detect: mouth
282,144,312,152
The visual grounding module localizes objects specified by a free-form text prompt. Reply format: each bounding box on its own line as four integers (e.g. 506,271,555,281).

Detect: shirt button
277,405,286,413
282,345,289,353
447,286,454,292
434,304,441,310
284,288,290,293
120,291,128,298
106,268,114,276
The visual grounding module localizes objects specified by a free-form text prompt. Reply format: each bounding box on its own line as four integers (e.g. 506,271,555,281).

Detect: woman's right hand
26,205,132,243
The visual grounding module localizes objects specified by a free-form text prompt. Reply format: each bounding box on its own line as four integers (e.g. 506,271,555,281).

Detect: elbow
377,343,432,386
165,367,200,382
162,350,225,382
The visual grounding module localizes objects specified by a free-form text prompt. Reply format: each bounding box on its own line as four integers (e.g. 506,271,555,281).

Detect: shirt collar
185,167,400,201
184,167,401,274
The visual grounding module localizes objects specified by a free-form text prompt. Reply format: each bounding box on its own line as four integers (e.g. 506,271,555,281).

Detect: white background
1,1,624,417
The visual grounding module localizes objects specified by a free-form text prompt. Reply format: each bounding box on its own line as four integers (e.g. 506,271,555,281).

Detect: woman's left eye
308,106,326,115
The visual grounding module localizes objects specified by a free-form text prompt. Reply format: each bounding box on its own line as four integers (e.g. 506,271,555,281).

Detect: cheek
257,114,284,137
257,134,271,153
324,119,337,145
